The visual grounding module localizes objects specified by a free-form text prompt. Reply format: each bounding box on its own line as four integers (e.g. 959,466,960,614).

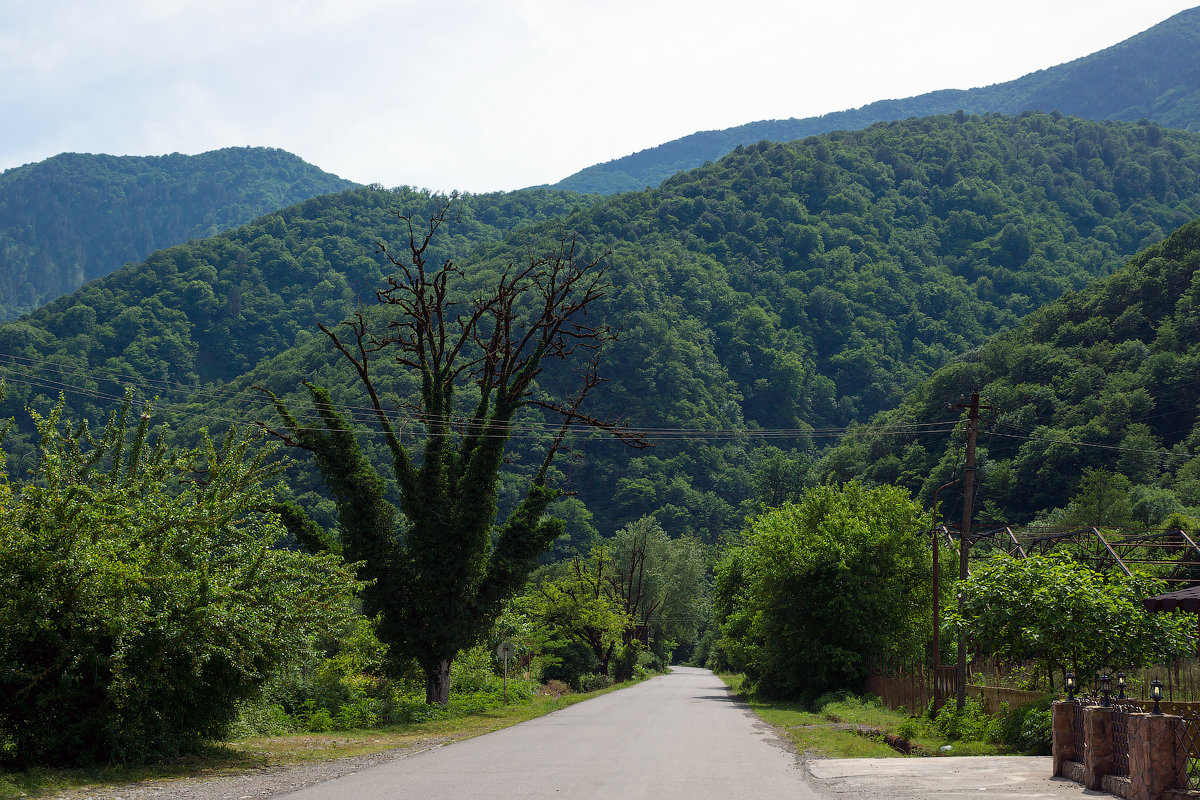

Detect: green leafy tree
528,550,632,678
261,206,640,705
949,554,1192,688
606,517,708,667
0,400,360,766
713,482,932,700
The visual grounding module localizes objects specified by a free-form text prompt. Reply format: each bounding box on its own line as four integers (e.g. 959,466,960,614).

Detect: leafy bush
935,697,993,742
0,406,361,766
993,697,1055,754
578,673,613,692
296,701,336,733
228,702,296,738
1019,710,1053,755
336,697,381,729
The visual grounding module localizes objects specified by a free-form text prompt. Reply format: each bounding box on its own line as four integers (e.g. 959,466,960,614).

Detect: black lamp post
1151,680,1164,715
1066,672,1076,701
1100,674,1112,707
1116,672,1126,700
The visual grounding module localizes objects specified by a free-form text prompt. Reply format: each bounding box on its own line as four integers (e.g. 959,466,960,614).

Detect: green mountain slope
4,113,1200,543
552,7,1200,194
0,147,358,321
819,218,1200,527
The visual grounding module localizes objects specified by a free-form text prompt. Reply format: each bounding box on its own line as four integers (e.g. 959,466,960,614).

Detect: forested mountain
0,147,358,321
4,113,1200,544
551,7,1200,194
819,215,1200,529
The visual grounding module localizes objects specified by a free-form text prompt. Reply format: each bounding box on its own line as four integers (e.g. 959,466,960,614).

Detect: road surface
277,666,817,799
276,667,1096,800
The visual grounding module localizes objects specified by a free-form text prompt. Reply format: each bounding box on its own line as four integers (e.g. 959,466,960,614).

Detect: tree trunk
425,659,451,706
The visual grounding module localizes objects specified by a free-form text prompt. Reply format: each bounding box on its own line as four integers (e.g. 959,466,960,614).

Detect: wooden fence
868,669,1046,714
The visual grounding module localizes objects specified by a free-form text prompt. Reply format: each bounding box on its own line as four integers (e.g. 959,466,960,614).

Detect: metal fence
1173,704,1200,789
1110,698,1143,777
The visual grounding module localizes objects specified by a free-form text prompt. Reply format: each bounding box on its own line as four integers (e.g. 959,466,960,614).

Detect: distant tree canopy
820,214,1200,526
0,147,358,321
5,114,1200,541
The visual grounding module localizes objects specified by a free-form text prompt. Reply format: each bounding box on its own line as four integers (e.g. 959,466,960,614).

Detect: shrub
0,408,361,766
993,697,1055,754
896,719,921,742
336,697,381,729
935,697,993,741
1019,709,1053,755
227,702,296,739
578,673,613,692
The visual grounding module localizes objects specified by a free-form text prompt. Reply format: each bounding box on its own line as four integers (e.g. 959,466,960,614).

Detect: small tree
713,482,932,699
950,554,1192,688
530,550,632,677
0,400,360,766
260,205,642,704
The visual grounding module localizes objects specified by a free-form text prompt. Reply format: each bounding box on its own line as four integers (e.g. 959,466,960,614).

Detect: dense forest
551,6,1200,194
819,213,1200,529
4,113,1200,546
0,147,357,320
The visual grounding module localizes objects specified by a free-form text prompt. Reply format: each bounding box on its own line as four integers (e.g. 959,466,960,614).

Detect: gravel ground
45,740,451,800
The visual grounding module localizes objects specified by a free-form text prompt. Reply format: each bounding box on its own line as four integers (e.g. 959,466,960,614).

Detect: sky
2,1,1197,193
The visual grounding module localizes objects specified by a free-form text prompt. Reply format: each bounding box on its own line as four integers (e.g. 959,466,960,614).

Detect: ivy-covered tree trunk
261,203,643,705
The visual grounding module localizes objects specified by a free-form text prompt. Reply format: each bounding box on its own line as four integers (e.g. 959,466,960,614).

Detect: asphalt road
275,668,1095,800
276,666,818,800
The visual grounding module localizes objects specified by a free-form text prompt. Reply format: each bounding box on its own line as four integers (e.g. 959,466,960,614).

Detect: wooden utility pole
955,392,982,711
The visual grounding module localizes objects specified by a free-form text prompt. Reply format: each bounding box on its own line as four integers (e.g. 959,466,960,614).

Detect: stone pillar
1127,713,1187,800
1083,706,1114,791
1052,700,1077,776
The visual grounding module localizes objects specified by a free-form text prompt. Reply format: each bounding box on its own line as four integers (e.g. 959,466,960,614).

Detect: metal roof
1144,585,1200,613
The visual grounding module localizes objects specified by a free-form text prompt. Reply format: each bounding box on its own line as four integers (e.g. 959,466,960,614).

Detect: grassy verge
718,675,1005,759
0,678,650,799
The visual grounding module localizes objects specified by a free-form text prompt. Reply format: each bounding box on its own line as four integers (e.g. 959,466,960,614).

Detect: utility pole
954,391,982,712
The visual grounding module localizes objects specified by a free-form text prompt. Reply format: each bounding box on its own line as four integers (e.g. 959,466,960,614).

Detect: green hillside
819,217,1200,528
4,113,1200,544
0,147,358,320
551,7,1200,194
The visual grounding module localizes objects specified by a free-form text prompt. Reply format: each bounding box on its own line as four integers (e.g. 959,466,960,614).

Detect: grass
0,679,648,799
718,674,1005,759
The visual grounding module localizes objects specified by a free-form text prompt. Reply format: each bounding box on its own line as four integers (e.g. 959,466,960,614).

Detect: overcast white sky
2,1,1196,192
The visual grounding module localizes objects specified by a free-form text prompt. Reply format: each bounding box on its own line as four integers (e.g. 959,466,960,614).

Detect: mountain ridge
0,146,358,321
549,6,1200,194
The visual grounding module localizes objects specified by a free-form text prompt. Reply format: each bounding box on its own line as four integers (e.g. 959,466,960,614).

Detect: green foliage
527,550,632,678
713,482,932,700
934,697,994,742
949,554,1193,683
577,673,613,692
7,114,1200,545
0,148,357,320
0,400,361,766
823,215,1200,525
264,209,619,705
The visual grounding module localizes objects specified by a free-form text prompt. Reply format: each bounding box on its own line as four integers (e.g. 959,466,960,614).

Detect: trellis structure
944,525,1200,582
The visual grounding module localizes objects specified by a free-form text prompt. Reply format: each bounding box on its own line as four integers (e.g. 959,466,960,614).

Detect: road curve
276,666,820,800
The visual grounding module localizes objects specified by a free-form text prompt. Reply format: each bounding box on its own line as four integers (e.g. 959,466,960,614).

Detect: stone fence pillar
1052,700,1077,775
1083,706,1114,791
1126,713,1187,800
